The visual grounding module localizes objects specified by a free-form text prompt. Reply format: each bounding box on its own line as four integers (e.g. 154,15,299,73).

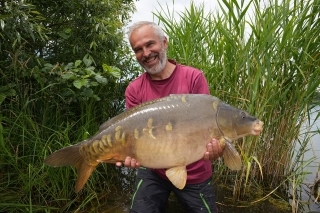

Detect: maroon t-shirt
125,59,212,184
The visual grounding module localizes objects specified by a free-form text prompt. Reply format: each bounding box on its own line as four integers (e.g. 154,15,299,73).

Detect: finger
115,162,122,167
131,158,137,168
123,156,132,167
210,142,220,160
203,151,210,161
131,158,141,168
207,142,213,153
212,139,224,157
135,162,141,168
208,142,216,159
218,142,224,156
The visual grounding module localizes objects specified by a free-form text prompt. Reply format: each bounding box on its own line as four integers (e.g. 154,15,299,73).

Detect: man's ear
163,36,169,49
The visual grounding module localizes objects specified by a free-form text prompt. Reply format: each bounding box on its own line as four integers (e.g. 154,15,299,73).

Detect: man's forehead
130,28,160,47
131,25,156,38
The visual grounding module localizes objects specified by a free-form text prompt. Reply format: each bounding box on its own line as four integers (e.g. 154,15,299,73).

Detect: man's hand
203,138,224,161
116,156,140,168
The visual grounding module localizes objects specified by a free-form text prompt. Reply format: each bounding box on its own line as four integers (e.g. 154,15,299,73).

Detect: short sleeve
125,83,140,109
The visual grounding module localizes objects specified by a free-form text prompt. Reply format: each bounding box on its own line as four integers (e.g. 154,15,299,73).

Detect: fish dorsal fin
165,166,187,189
223,139,242,170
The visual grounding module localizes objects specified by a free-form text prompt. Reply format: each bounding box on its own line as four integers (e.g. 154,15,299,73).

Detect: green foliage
0,0,140,212
155,0,320,202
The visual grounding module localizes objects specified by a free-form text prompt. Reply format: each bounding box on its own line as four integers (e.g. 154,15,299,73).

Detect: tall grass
155,0,320,201
0,61,134,212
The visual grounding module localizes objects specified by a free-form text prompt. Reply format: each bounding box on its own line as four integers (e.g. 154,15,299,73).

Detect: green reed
155,0,320,202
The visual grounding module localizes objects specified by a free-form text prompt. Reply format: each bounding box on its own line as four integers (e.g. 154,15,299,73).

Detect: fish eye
240,111,246,118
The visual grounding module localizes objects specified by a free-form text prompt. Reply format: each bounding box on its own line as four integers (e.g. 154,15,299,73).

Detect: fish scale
44,94,263,192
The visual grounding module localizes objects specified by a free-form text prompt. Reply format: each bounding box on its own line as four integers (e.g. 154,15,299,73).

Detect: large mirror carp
44,94,263,192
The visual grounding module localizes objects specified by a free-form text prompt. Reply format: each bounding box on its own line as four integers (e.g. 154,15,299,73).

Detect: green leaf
65,62,74,70
30,10,41,15
0,88,15,106
90,82,99,87
102,63,110,72
83,57,92,67
0,93,5,106
252,156,263,180
245,161,251,185
94,95,101,101
64,28,72,34
44,63,54,69
102,64,121,79
109,66,121,79
58,31,69,39
61,73,74,80
7,89,16,96
0,20,4,30
95,75,108,84
73,79,88,89
75,60,82,68
85,66,95,73
83,88,93,97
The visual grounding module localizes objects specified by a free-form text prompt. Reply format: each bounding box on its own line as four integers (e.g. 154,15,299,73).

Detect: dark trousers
129,167,218,213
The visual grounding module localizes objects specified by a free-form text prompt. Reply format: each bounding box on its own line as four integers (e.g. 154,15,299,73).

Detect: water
294,106,320,212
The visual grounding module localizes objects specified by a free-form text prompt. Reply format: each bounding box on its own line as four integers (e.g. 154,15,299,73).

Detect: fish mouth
252,120,264,135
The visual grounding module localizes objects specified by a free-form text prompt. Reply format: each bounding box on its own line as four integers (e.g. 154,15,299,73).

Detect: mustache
142,53,158,63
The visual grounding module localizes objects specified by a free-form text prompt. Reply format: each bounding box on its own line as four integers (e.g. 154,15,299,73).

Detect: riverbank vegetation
0,0,140,212
155,0,320,211
1,0,319,212
156,0,320,210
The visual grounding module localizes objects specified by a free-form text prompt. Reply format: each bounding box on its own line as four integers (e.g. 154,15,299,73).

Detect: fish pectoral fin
165,166,187,190
223,141,242,170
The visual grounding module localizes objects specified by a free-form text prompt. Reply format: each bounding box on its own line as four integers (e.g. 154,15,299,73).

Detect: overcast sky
129,0,220,25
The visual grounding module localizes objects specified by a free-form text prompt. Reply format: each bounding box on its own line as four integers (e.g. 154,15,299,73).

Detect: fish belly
130,117,215,168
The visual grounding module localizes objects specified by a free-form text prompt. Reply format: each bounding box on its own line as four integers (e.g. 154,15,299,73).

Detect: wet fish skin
44,94,263,192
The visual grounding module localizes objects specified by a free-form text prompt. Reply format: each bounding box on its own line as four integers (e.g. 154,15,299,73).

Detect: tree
0,0,140,211
0,0,140,123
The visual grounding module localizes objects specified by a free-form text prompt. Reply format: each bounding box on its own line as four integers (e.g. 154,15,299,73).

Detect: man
116,21,224,213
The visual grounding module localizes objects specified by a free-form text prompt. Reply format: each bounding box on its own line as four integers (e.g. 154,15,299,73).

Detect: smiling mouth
144,54,158,64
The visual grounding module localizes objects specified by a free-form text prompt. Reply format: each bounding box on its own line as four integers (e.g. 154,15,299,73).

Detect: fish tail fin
74,159,97,193
222,139,242,170
44,144,97,193
44,144,82,167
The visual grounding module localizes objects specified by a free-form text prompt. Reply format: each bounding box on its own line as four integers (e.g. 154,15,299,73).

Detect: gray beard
143,49,167,75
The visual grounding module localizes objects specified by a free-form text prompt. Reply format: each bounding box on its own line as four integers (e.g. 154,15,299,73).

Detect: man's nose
142,48,151,58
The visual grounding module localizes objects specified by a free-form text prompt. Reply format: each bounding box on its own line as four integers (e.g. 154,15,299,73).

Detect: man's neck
149,60,176,80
